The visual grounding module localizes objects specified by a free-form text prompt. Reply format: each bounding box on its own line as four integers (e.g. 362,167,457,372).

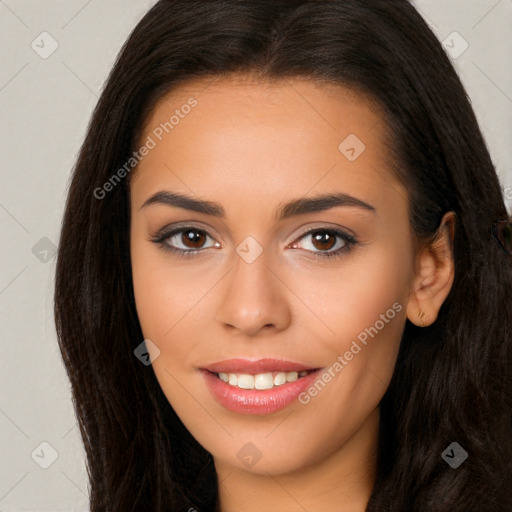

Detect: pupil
313,231,335,250
183,230,205,248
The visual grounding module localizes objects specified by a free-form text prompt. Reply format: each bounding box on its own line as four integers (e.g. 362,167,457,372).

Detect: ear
406,211,456,327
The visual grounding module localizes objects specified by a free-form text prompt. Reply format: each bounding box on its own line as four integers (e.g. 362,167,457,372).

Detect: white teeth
273,372,287,386
217,370,311,390
286,371,298,382
254,373,274,390
237,374,254,389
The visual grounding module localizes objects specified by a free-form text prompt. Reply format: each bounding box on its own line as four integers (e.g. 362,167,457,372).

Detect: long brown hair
54,1,512,510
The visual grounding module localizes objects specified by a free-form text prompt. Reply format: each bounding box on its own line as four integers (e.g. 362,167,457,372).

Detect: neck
215,408,380,512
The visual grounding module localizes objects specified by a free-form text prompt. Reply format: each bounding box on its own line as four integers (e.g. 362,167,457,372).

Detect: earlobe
406,212,456,327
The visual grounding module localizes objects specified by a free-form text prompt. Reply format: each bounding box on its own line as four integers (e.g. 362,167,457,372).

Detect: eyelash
150,226,357,260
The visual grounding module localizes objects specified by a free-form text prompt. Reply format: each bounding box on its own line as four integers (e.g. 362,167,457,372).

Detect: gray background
0,1,511,510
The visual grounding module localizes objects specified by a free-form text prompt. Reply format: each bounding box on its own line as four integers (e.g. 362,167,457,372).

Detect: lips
200,358,322,415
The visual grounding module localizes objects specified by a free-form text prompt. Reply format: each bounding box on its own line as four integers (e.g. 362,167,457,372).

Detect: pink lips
200,358,321,415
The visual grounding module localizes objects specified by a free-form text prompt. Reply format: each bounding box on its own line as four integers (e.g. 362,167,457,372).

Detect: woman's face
130,75,416,476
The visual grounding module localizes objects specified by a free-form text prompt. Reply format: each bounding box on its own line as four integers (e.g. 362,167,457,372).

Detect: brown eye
311,231,337,251
181,229,207,248
152,226,218,255
290,228,355,259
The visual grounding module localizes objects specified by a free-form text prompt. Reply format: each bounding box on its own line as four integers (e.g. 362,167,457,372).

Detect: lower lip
201,369,321,415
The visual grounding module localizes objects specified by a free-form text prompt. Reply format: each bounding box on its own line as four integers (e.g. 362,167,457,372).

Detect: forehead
141,74,385,143
131,74,402,216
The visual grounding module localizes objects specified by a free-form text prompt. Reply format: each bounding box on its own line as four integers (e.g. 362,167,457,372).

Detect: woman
54,1,512,510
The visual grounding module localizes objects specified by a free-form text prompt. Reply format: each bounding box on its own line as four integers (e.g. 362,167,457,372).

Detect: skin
130,75,454,511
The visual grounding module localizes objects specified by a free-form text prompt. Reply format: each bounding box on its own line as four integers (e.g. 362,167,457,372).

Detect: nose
215,249,292,337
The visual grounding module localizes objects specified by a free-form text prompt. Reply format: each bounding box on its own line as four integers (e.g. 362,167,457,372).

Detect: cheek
130,233,226,396
288,240,412,350
131,234,214,338
286,243,411,417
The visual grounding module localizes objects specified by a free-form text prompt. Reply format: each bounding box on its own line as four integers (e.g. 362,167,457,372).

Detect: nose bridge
215,244,291,336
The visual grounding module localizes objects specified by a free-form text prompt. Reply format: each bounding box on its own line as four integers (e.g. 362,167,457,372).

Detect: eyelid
291,222,356,241
152,221,222,243
288,227,356,252
149,224,221,257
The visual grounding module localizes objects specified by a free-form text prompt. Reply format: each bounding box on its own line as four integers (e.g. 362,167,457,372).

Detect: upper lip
200,358,319,374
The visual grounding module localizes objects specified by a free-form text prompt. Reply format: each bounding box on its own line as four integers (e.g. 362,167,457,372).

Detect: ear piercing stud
418,309,428,327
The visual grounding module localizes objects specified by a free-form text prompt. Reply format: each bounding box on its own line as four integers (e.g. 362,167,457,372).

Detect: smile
200,358,322,415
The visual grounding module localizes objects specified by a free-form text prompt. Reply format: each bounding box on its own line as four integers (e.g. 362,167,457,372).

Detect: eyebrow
140,190,376,219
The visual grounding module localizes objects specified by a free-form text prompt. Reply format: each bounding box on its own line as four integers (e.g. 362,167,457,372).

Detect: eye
150,226,219,257
289,228,356,259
